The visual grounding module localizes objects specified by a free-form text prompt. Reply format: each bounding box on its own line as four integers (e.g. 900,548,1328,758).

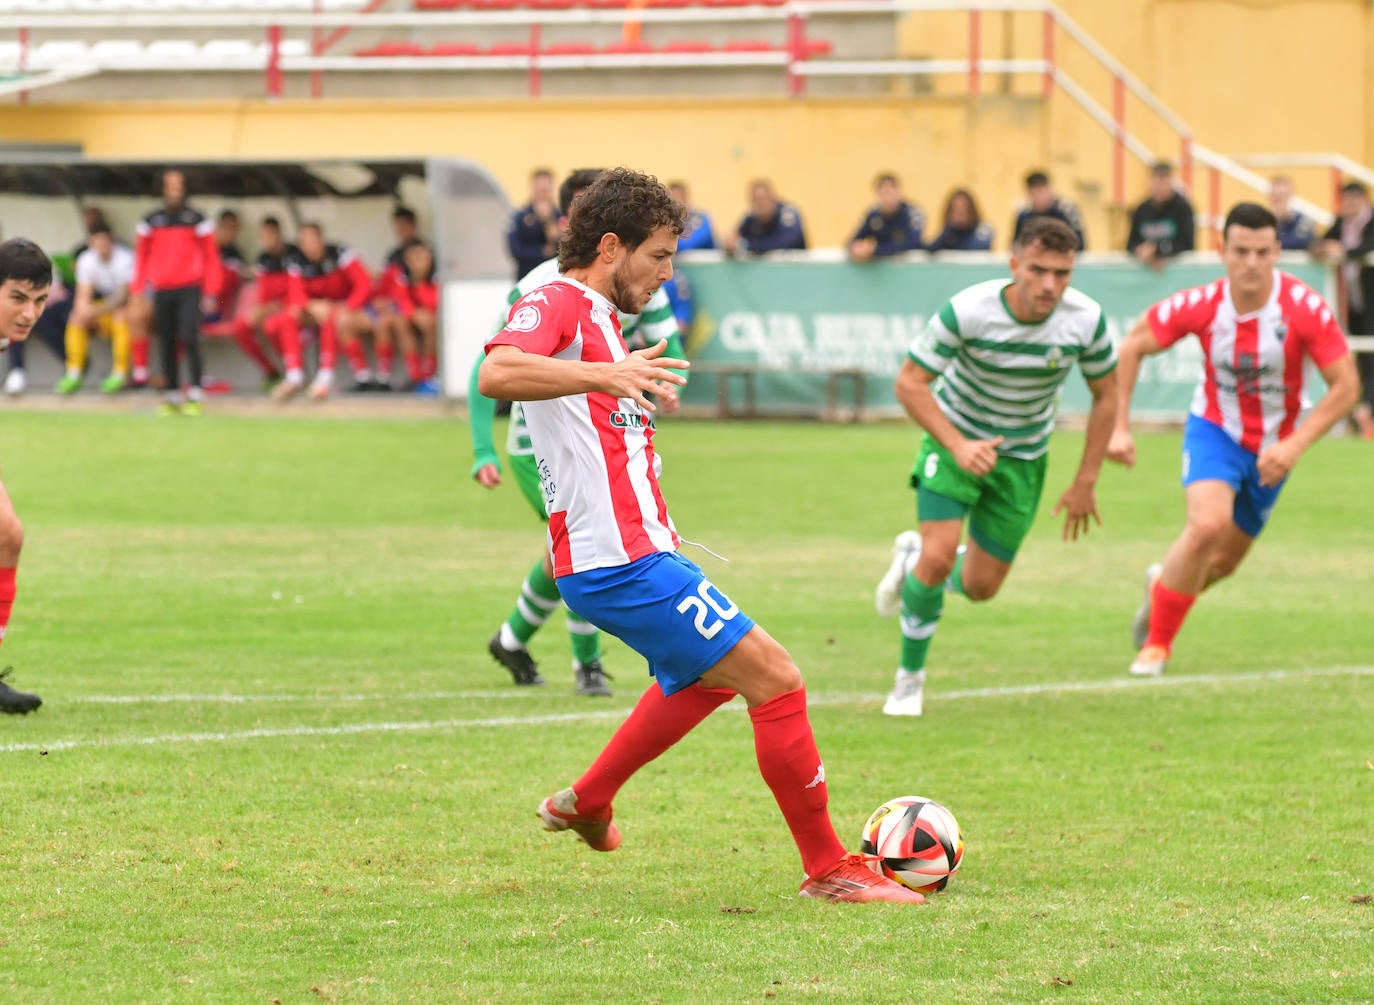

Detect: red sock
318,317,338,369
131,335,149,373
749,687,847,879
375,341,394,379
232,319,276,376
404,351,424,382
421,353,437,379
269,314,303,371
573,683,736,814
0,567,15,647
342,338,368,376
1146,581,1196,652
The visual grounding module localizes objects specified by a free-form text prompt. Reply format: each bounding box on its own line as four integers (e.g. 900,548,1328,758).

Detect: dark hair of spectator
1222,202,1279,237
218,209,239,224
261,216,281,230
1340,181,1369,198
1012,216,1078,254
531,167,554,181
941,188,982,228
1150,161,1174,177
874,173,899,188
0,239,54,288
558,168,686,272
88,223,113,239
559,168,605,217
393,206,417,223
1025,171,1050,188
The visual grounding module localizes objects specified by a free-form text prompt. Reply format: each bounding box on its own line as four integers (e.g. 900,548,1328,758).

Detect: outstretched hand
605,340,689,412
1052,480,1102,542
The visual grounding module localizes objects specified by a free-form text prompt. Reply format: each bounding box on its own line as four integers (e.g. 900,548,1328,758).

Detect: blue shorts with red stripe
557,550,755,696
1182,415,1286,538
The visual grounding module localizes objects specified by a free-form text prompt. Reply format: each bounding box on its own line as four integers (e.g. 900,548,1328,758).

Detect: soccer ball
860,795,964,894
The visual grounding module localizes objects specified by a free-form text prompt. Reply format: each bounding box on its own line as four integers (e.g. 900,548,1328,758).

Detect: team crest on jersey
1274,321,1287,343
508,305,542,332
1045,345,1064,370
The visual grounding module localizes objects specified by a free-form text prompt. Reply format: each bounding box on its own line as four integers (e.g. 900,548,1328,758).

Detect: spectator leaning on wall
724,179,807,256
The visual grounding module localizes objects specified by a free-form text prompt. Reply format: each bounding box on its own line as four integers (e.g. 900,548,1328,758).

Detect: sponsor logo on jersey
609,410,654,430
507,305,542,333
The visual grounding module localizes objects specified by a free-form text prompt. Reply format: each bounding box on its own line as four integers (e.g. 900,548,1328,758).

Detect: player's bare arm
1052,370,1117,541
1106,315,1168,468
480,339,688,412
894,359,1001,477
1256,352,1361,487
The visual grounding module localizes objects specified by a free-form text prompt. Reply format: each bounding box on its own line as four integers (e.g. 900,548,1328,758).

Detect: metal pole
1112,75,1125,206
1040,10,1054,99
968,9,980,97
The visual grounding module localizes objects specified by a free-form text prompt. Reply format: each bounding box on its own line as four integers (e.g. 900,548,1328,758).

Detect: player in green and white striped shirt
873,217,1119,716
468,170,687,697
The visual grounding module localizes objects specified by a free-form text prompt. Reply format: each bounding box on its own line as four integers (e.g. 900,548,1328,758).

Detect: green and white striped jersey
908,279,1116,460
500,257,680,458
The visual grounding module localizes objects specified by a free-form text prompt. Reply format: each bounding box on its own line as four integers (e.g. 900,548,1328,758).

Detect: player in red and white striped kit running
1109,202,1362,676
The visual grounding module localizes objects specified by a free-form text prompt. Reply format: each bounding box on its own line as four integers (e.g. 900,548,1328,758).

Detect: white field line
3,665,1370,756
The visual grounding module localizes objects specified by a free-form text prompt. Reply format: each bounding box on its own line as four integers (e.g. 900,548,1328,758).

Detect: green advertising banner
677,257,1333,418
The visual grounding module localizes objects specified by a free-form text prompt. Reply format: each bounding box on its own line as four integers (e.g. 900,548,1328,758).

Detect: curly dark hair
558,168,686,271
558,168,604,217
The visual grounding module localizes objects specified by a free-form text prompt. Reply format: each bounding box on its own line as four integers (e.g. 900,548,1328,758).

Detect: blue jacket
664,270,695,338
1277,212,1317,252
678,209,716,252
928,222,995,252
1012,200,1086,250
506,202,558,281
736,203,807,254
851,201,926,255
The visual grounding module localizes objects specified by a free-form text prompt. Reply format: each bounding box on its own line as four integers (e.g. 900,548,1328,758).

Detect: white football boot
875,531,922,618
4,368,26,396
882,669,925,717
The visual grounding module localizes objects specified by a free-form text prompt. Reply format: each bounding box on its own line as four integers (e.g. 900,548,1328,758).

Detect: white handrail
1231,152,1374,190
1193,145,1334,228
0,63,100,97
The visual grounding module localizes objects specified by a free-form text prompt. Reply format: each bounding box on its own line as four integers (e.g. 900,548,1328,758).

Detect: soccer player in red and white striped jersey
1109,202,1362,676
480,168,923,903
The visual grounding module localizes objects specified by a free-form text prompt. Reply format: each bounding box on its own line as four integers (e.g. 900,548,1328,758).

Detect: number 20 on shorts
676,579,740,640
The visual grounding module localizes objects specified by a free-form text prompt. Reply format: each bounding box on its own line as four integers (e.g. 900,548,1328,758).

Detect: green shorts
509,452,549,522
910,434,1047,563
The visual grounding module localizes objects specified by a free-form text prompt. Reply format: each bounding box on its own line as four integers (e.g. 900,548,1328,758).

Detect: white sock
65,367,81,379
284,367,303,383
498,622,522,651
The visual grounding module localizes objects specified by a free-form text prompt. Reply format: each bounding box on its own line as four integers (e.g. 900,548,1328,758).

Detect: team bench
687,362,867,423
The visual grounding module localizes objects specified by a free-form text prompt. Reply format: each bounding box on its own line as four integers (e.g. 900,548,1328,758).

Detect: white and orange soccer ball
860,795,964,894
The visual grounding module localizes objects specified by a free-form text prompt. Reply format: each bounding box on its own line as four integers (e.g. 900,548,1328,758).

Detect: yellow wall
1,0,1368,249
0,97,1061,250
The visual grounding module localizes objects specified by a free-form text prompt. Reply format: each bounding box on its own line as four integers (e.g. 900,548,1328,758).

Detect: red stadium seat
431,42,483,56
486,42,536,55
413,0,468,8
356,41,428,57
530,0,577,8
470,0,520,9
722,39,777,52
585,0,629,9
601,40,653,54
660,40,714,53
645,0,694,7
801,39,834,56
544,42,598,55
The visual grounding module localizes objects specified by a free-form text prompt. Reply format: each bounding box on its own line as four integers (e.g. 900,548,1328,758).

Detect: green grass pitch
0,410,1370,1003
